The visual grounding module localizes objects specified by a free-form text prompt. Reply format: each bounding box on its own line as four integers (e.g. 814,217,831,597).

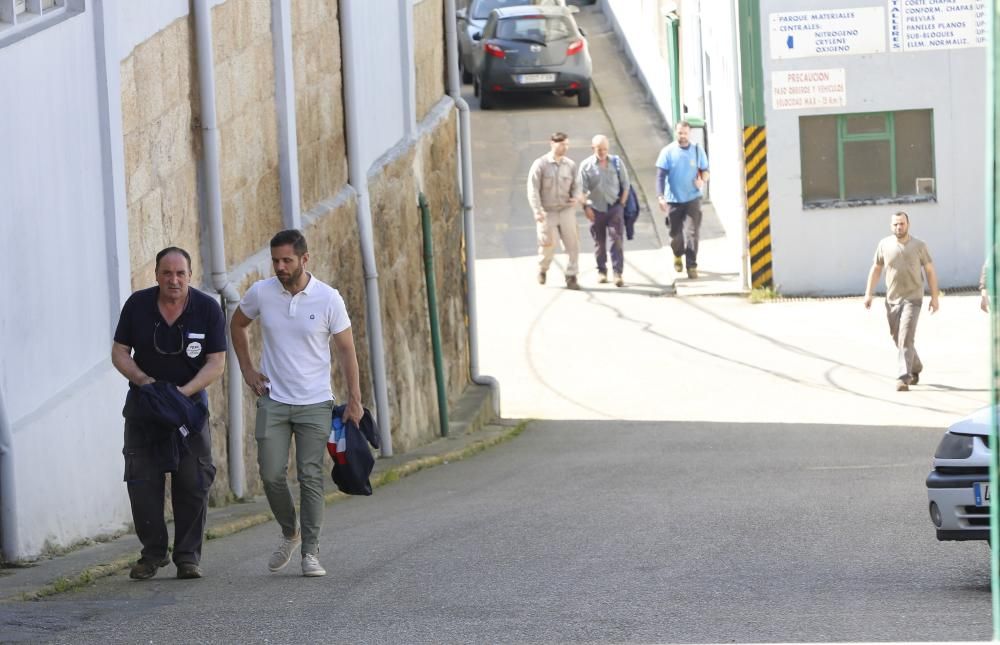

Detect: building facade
600,0,987,295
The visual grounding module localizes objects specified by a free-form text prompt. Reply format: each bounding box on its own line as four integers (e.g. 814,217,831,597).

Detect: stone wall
213,0,283,268
292,0,348,212
368,108,466,452
413,0,446,122
119,1,470,504
417,112,469,401
120,16,201,291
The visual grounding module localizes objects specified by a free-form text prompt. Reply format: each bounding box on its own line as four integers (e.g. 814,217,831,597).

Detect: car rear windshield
471,0,558,20
495,16,575,42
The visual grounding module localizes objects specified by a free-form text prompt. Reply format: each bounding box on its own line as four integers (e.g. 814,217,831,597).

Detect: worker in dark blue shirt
111,247,226,580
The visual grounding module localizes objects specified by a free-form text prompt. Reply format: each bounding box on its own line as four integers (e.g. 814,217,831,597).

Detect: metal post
988,0,999,638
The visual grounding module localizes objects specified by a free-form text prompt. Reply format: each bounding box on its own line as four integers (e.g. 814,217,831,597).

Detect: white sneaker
301,553,327,577
267,532,301,572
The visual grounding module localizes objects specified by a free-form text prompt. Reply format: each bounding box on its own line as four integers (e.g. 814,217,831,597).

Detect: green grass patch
749,285,782,303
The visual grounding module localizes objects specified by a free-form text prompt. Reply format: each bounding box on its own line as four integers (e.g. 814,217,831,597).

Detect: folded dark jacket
122,382,207,473
123,382,207,434
330,405,380,495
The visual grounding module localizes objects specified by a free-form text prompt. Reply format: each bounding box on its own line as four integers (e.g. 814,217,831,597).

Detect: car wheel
473,78,480,98
480,88,494,110
577,85,591,108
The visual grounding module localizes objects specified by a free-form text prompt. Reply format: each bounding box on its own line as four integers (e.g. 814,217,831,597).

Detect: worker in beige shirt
527,132,582,290
864,211,939,391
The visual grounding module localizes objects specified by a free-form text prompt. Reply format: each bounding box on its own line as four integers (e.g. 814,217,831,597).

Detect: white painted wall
115,0,189,60
762,0,986,295
602,0,674,131
691,0,746,267
0,6,133,558
342,0,408,174
14,368,131,556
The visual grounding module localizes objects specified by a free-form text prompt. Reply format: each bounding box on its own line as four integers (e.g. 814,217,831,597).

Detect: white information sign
771,69,847,110
888,0,986,52
770,7,886,59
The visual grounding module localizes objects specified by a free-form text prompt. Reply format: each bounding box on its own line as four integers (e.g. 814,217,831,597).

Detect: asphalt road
0,420,990,643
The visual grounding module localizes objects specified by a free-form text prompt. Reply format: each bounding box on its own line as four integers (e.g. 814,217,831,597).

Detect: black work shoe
176,563,203,579
129,557,170,580
910,372,920,385
896,379,910,392
537,271,546,285
565,275,580,290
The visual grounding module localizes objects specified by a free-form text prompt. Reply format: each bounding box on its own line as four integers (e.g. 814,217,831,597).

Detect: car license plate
975,482,991,506
517,73,556,84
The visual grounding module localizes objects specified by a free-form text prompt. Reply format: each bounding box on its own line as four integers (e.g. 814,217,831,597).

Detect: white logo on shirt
186,341,203,358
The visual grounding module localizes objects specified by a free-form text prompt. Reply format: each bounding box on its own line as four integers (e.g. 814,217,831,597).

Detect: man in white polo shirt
231,229,363,577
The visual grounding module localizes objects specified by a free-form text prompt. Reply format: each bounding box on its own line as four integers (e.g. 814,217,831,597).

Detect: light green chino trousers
255,394,333,556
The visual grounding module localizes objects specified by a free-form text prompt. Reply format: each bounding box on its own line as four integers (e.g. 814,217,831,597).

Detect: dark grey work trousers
590,204,625,276
885,298,923,380
667,198,703,268
123,419,216,565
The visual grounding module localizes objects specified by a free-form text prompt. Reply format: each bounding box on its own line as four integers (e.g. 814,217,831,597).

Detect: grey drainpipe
0,387,20,562
340,0,393,456
444,0,501,417
193,0,247,496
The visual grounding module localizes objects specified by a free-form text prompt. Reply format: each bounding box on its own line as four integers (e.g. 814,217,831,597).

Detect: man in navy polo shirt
231,229,363,578
111,247,226,580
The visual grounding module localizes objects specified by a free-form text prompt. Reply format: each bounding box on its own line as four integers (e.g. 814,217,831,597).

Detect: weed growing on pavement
749,285,782,303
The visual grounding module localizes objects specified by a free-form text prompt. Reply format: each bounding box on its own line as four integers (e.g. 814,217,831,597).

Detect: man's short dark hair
676,120,693,130
894,211,910,222
550,132,568,143
270,229,308,256
155,247,192,272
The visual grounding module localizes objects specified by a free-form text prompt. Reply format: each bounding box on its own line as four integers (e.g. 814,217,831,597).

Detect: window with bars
0,0,84,47
799,109,936,208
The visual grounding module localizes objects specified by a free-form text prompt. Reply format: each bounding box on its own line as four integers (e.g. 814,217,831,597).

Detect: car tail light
567,40,584,56
485,43,505,59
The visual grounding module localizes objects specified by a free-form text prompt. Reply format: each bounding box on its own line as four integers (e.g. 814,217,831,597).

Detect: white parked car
926,406,996,542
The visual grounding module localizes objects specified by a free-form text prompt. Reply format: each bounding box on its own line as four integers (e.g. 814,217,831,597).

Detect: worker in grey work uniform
527,131,582,290
578,134,630,287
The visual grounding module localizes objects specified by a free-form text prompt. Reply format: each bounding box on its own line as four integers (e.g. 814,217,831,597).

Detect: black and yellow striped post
744,125,773,289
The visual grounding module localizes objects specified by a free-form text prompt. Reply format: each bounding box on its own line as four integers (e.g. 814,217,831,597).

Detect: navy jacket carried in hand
329,405,380,496
122,381,208,473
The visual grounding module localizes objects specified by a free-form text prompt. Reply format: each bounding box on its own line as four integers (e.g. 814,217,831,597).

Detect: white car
926,406,996,542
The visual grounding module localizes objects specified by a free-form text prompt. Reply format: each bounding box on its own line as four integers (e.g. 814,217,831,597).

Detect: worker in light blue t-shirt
655,121,710,279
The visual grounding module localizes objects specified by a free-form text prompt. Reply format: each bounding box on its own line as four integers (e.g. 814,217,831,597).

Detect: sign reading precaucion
771,69,846,110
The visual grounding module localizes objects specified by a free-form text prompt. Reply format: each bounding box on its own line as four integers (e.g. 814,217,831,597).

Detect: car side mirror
456,7,467,20
472,32,483,41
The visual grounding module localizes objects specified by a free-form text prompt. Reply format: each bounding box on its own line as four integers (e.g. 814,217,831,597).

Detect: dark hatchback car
472,5,593,109
456,0,568,84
